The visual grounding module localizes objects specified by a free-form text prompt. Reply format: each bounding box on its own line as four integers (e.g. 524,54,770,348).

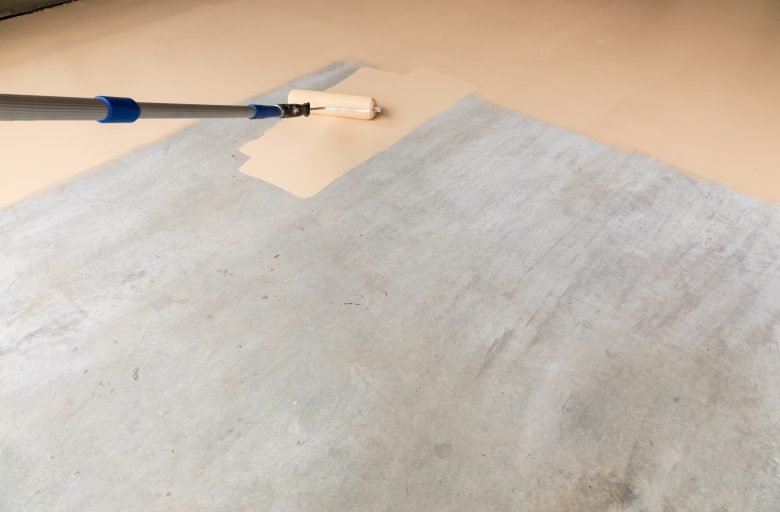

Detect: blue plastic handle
95,96,141,123
249,104,282,119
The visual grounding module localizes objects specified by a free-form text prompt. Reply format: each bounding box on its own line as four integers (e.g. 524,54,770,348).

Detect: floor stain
530,470,638,511
433,443,452,459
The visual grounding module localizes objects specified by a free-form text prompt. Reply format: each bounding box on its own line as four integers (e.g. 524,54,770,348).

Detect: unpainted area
1,64,778,511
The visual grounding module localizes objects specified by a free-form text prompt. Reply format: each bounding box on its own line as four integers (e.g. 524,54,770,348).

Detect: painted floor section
2,0,780,205
1,64,779,511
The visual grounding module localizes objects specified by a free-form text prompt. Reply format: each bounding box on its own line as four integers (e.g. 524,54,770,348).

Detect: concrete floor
1,64,779,510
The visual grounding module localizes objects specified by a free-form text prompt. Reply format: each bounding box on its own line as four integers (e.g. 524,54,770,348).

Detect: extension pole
0,94,310,122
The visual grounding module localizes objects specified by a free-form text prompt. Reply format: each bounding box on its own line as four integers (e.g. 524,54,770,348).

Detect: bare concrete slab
1,63,779,511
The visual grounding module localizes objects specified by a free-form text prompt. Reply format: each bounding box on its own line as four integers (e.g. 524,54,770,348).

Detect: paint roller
0,91,382,122
288,89,380,120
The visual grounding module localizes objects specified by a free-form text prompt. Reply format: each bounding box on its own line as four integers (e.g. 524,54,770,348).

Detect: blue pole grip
249,104,282,119
95,96,141,123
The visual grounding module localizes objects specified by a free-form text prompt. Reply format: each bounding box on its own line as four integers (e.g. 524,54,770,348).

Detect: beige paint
240,68,473,197
1,0,779,206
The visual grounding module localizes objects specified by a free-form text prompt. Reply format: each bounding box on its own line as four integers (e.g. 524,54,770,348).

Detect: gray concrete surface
0,0,71,18
1,62,779,511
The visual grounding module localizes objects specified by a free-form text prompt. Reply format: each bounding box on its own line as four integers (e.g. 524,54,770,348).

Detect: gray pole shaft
0,94,256,121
